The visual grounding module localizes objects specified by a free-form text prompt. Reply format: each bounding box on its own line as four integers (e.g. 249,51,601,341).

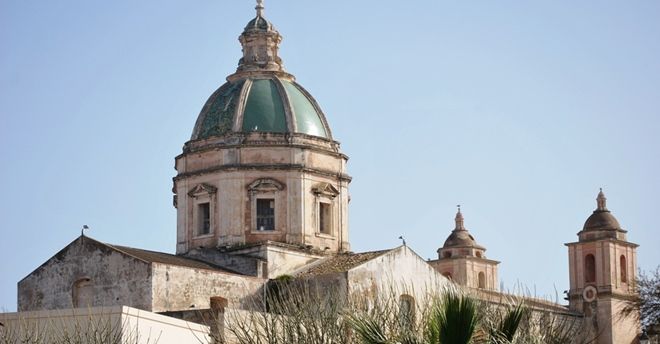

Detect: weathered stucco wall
0,306,210,344
174,134,351,256
242,244,323,278
18,237,152,312
186,240,324,279
596,297,640,344
175,167,350,254
184,248,265,277
347,246,450,302
151,264,265,312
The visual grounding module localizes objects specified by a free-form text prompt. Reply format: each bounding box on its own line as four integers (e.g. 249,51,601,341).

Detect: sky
1,0,659,311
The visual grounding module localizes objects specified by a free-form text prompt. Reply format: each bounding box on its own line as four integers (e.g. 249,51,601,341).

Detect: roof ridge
296,247,395,276
77,236,153,265
112,244,174,256
101,243,155,265
105,242,241,274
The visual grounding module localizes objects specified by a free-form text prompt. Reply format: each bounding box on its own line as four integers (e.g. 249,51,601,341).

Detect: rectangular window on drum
256,199,275,231
198,202,211,235
319,202,332,234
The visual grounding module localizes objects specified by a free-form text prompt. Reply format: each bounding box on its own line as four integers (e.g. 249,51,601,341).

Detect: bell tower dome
428,206,500,290
173,1,351,256
565,189,640,344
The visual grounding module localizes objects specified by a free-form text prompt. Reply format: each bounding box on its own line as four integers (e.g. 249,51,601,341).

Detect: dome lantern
231,0,289,79
439,206,485,253
255,0,264,17
455,205,465,230
597,188,608,211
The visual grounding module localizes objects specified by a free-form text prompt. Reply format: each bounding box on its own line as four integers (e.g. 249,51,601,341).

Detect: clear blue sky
1,0,659,311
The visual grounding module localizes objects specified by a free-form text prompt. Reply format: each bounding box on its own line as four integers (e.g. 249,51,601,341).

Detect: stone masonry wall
18,237,152,312
151,264,265,312
347,246,450,302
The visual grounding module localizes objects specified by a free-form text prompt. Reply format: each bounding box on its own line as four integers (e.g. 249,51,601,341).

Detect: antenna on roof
398,235,406,246
81,224,90,236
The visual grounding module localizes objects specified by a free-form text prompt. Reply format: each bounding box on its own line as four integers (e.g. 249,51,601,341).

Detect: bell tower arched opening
584,254,596,283
620,255,627,283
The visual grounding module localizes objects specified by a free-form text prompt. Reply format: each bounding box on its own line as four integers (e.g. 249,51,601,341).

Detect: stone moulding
247,178,285,194
187,183,218,197
173,164,352,183
312,182,340,198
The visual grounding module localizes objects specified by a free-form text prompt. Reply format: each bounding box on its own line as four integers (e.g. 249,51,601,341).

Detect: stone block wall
18,237,152,312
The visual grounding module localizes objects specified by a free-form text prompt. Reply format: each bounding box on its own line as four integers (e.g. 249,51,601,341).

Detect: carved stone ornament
582,285,597,302
312,182,339,198
247,178,284,193
188,183,218,197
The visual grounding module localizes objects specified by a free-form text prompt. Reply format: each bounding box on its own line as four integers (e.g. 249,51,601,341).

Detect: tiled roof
108,244,235,273
297,249,392,276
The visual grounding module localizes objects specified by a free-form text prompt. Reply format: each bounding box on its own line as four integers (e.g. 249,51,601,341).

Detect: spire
455,205,465,230
596,188,608,211
255,0,264,17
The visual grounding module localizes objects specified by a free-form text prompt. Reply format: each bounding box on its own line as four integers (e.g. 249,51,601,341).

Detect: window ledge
315,232,335,240
193,233,214,239
251,230,281,235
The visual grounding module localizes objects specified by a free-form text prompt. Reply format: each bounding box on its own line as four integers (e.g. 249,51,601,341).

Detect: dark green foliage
349,290,529,344
227,282,590,344
428,291,479,344
347,316,390,344
488,303,526,343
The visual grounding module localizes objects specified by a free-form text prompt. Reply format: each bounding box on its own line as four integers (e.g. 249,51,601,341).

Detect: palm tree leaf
498,304,526,342
428,291,478,344
347,315,391,344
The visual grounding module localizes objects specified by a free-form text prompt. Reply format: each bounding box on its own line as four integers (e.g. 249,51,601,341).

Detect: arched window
478,272,486,289
620,255,627,283
399,295,415,328
585,254,596,283
443,251,452,258
72,278,93,308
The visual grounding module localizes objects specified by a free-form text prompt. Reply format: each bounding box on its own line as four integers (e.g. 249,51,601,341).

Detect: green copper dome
190,2,333,142
244,15,274,32
191,76,330,140
242,79,287,133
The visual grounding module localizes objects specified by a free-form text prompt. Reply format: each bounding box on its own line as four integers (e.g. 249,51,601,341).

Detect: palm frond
495,303,526,343
428,291,479,344
347,315,391,344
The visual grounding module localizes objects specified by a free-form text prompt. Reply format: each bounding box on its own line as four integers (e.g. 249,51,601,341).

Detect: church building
3,2,642,343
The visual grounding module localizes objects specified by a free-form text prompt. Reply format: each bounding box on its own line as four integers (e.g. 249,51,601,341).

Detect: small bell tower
429,206,499,290
565,189,640,343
